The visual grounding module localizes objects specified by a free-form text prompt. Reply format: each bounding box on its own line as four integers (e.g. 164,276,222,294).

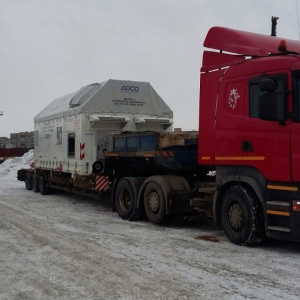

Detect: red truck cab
199,27,300,244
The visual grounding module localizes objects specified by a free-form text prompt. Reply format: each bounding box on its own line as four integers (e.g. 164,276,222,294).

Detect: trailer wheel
115,179,135,219
144,182,166,224
32,174,39,193
25,173,33,190
39,176,49,195
221,185,265,246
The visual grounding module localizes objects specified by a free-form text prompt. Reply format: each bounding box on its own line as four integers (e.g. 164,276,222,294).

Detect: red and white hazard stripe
80,143,85,160
95,175,109,191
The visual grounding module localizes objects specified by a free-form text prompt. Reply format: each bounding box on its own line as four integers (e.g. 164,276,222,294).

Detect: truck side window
249,74,288,118
292,71,300,122
68,133,75,158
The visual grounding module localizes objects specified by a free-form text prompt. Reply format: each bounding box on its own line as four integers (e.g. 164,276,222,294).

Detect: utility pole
271,16,279,36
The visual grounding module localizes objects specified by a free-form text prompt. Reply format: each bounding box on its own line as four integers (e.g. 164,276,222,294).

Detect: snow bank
0,149,34,178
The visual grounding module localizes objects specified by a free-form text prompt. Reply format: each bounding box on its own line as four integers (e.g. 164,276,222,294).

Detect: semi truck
18,26,300,246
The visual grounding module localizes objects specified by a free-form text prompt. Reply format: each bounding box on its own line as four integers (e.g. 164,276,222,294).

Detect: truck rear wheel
221,185,265,246
115,179,135,219
25,173,33,190
144,182,166,224
39,176,49,195
32,174,39,193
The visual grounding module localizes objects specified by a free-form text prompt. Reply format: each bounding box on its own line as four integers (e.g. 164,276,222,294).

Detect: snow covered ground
0,151,300,300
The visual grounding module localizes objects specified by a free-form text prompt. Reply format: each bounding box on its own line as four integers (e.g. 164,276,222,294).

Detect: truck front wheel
115,179,135,219
221,185,265,246
144,182,166,224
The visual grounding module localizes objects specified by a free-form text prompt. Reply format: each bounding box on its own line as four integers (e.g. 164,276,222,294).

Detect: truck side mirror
258,78,286,125
259,78,277,92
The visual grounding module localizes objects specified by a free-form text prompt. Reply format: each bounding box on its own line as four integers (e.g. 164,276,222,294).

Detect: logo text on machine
121,85,140,93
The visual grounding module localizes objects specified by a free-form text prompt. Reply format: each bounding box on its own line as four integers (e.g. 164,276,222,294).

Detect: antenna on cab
271,16,279,37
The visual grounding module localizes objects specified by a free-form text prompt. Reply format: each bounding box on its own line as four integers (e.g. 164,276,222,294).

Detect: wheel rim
228,203,243,231
147,191,160,214
119,189,131,212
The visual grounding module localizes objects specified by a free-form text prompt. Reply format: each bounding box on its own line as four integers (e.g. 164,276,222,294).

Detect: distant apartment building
0,131,34,148
0,137,9,148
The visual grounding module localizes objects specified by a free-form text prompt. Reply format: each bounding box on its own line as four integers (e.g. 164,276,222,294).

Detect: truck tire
144,182,166,224
115,179,135,219
221,185,265,246
25,173,33,190
32,174,39,193
39,176,49,195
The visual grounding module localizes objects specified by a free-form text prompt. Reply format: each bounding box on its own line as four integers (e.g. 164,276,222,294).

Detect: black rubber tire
221,185,265,246
25,173,33,190
32,174,39,193
92,161,104,173
144,182,166,224
115,179,135,219
39,176,49,195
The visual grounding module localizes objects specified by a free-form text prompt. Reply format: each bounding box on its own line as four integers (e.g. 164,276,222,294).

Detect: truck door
291,70,300,181
214,79,244,162
242,73,291,182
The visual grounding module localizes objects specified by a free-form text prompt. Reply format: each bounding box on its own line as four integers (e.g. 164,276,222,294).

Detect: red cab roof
204,26,300,57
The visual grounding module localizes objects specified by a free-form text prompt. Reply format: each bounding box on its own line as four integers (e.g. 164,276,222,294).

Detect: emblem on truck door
228,89,240,109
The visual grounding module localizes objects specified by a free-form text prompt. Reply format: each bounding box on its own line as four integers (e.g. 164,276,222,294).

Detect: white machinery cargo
34,79,173,175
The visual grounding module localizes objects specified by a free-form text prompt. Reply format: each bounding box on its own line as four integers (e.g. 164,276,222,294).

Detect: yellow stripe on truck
267,185,298,192
267,210,290,217
104,153,118,157
215,156,265,161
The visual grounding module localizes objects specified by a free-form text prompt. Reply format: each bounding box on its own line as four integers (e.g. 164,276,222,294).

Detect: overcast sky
0,0,299,137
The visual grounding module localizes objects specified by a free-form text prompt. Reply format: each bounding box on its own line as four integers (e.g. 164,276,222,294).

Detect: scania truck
18,27,300,245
